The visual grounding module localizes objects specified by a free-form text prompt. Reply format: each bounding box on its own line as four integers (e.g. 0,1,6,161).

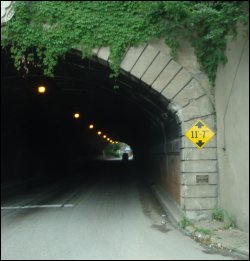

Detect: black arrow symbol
195,121,204,128
196,140,205,148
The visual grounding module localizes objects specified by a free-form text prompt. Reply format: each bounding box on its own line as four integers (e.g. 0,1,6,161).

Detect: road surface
1,163,235,260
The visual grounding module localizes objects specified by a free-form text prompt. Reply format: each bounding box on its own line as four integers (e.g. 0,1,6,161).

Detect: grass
179,215,192,229
224,212,236,229
212,207,236,229
194,227,212,236
180,208,237,232
212,208,224,221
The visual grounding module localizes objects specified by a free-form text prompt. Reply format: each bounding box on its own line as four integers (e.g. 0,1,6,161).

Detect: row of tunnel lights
73,113,119,144
37,85,119,144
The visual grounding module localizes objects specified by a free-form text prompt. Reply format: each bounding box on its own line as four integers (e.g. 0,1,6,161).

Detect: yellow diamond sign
185,119,215,149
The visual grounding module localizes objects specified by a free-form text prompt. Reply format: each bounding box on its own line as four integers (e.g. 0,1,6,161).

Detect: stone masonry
93,43,218,220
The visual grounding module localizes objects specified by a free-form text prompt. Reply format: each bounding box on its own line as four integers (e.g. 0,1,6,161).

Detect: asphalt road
1,163,234,260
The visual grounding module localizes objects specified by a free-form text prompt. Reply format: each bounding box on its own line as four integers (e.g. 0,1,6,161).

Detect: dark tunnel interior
1,47,180,187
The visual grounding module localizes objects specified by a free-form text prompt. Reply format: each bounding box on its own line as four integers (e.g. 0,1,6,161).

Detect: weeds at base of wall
194,227,212,236
212,208,224,222
212,208,236,229
178,215,192,229
179,216,212,237
223,214,236,229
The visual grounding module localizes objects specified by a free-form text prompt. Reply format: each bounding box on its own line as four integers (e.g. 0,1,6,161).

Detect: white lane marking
1,204,74,210
62,204,74,207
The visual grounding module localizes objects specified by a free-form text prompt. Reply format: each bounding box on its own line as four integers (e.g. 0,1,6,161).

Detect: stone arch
1,0,218,220
92,43,218,221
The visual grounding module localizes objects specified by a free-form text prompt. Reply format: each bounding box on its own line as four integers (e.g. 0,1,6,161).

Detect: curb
182,227,249,260
149,183,183,228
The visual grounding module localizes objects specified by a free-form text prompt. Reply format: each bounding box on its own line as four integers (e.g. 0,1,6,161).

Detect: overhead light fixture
97,131,102,135
89,124,94,129
37,86,46,94
74,113,80,119
103,135,107,138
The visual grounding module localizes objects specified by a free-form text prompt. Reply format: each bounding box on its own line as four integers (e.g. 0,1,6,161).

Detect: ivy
1,1,249,85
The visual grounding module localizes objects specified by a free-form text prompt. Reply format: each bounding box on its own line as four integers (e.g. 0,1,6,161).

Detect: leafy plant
194,227,212,236
1,1,249,84
212,207,236,229
212,208,224,221
179,215,191,229
224,212,236,229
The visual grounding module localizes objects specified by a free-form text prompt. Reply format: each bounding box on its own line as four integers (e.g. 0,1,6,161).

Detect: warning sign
185,119,215,149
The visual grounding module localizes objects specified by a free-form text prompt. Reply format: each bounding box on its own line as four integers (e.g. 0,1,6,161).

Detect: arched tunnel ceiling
1,48,178,158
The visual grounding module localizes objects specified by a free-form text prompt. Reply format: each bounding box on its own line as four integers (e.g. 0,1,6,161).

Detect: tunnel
1,47,181,206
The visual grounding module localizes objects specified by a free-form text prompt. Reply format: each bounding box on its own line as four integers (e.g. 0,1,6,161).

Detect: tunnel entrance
1,43,218,221
1,46,181,209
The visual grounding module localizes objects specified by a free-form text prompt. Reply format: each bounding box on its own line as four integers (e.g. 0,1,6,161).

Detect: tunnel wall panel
151,153,180,206
165,154,180,204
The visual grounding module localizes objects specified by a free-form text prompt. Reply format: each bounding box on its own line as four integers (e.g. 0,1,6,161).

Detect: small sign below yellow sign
185,119,215,149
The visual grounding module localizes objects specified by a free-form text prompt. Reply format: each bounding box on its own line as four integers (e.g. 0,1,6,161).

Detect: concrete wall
215,26,249,232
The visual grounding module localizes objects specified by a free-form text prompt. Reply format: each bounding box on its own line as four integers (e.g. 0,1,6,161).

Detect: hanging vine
1,1,249,85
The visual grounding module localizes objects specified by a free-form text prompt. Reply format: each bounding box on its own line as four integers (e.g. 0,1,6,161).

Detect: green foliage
212,207,236,229
224,212,236,229
194,227,212,236
179,215,191,229
104,144,120,158
212,208,224,221
1,1,249,84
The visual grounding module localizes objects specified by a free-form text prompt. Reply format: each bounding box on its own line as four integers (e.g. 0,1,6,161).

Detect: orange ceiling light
73,113,80,119
37,86,46,94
